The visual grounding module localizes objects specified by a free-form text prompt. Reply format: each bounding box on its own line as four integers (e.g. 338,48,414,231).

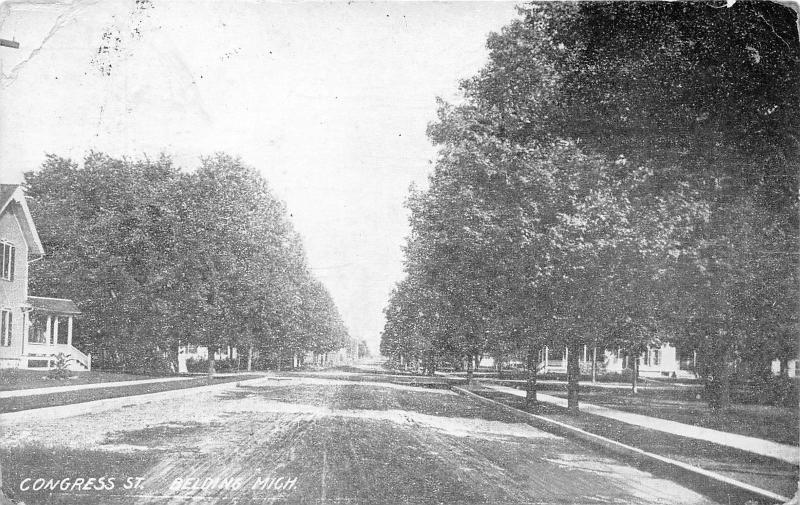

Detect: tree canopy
25,152,351,373
382,1,799,410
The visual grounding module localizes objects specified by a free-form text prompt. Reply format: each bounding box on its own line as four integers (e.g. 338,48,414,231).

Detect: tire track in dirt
5,375,723,504
130,412,317,504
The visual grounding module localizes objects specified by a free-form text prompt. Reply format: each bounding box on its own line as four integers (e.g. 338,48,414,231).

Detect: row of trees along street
26,152,359,374
380,2,799,411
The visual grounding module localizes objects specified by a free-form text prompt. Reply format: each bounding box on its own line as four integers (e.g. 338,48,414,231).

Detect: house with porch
494,343,689,378
0,184,89,371
536,343,685,377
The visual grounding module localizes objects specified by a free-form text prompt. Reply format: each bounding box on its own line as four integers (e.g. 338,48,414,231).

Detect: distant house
602,343,684,377
480,343,692,378
535,345,685,378
0,184,89,371
483,343,795,379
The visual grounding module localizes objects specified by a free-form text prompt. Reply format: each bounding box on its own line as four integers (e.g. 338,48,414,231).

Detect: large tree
383,1,798,410
26,152,351,374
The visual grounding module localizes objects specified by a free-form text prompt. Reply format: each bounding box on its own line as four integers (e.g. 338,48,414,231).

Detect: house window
652,349,660,366
1,310,11,346
1,242,14,281
28,313,47,344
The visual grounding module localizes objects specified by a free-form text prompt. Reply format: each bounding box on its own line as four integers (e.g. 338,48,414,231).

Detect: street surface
1,372,720,504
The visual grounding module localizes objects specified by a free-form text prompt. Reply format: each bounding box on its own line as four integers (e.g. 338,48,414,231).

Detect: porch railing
24,343,91,370
67,345,91,370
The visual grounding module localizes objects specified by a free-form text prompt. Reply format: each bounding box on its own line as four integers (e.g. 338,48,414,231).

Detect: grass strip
465,385,798,500
0,375,260,414
535,386,799,446
0,370,154,392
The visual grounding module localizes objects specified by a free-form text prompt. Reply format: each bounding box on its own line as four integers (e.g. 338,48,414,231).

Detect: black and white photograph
0,1,798,504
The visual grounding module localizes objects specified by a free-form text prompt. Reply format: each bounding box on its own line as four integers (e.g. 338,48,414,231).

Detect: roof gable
0,184,45,256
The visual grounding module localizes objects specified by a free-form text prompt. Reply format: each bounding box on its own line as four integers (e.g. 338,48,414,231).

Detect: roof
0,185,17,211
0,184,45,256
27,296,81,315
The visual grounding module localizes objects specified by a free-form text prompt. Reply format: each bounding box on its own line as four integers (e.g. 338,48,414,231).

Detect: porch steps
22,345,91,371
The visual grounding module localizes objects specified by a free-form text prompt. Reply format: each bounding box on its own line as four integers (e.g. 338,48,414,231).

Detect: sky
0,0,521,352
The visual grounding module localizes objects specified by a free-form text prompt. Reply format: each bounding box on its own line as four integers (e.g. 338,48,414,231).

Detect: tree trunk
632,354,639,394
705,346,732,410
716,347,732,410
466,354,473,384
591,345,597,383
247,345,253,372
567,340,580,413
207,347,216,376
525,344,538,406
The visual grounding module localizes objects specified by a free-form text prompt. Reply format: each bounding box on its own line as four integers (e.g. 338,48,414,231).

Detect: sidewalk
484,383,800,465
0,376,271,424
483,378,700,391
0,376,193,399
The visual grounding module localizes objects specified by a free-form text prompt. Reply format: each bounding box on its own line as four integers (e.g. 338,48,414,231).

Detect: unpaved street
1,375,718,504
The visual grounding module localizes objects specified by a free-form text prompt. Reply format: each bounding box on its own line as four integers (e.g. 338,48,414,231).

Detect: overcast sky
0,0,520,351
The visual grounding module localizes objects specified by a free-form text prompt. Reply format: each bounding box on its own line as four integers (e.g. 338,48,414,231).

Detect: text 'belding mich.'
169,475,298,492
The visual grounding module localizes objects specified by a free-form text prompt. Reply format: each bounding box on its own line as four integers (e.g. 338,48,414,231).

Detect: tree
420,1,798,410
26,152,352,374
27,153,186,372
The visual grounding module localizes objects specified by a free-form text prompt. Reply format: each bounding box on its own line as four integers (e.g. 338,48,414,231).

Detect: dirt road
1,375,719,504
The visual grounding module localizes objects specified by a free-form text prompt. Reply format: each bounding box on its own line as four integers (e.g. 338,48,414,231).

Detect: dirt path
1,376,720,504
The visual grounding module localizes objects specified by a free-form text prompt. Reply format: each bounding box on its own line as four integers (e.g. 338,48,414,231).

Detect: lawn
535,385,799,446
469,386,799,499
284,369,461,389
0,374,259,413
0,368,153,391
234,381,521,421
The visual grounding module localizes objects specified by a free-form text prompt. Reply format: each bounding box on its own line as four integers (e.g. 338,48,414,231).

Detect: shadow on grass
529,385,798,446
284,370,462,389
476,389,799,500
101,420,220,448
0,369,154,392
221,383,529,426
0,375,260,414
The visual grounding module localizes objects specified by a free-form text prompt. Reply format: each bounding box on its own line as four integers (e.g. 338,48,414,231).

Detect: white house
602,343,681,377
485,343,688,377
0,184,89,371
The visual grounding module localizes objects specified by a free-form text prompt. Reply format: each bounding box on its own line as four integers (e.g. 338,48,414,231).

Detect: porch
22,296,89,371
538,345,595,374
